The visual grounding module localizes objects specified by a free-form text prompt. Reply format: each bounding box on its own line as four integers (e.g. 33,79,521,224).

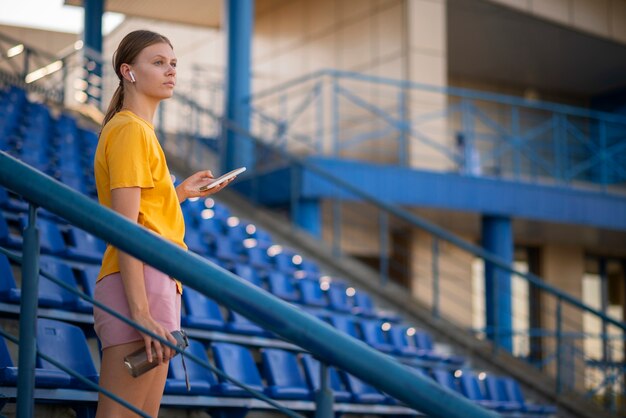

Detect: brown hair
101,30,173,130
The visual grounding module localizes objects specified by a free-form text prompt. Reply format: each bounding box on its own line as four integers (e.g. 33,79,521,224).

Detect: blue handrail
0,151,499,418
210,105,626,334
0,246,306,418
250,69,626,125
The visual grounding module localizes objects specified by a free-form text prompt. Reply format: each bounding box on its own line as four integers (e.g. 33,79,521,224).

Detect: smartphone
198,167,246,192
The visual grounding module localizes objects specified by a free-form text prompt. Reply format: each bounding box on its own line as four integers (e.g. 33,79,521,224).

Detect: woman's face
131,42,177,100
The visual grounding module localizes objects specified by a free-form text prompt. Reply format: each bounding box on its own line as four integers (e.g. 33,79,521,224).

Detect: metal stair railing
0,150,500,418
248,69,626,193
162,91,626,415
0,246,307,418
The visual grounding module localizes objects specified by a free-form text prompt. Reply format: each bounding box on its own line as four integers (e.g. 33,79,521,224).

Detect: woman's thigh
96,341,169,418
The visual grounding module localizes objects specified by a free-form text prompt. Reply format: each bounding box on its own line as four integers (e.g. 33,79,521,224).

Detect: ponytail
100,82,125,136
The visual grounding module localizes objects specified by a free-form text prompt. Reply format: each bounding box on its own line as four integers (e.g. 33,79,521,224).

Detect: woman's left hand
175,170,234,203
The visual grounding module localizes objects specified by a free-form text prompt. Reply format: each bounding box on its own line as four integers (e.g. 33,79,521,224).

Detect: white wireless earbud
129,71,136,83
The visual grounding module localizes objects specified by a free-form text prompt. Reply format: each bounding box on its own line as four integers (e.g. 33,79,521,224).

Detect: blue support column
223,0,255,172
481,215,513,352
295,199,321,239
83,0,104,107
16,205,40,417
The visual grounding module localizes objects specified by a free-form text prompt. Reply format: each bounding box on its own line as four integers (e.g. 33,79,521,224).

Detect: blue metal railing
0,150,500,418
163,91,625,414
0,246,306,418
4,34,623,412
249,69,626,192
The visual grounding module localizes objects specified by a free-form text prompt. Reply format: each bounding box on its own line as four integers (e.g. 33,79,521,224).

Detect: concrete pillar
481,215,513,352
541,244,585,392
406,0,451,171
223,0,255,172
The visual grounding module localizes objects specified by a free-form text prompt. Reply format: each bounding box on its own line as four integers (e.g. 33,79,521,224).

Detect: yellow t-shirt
94,110,186,293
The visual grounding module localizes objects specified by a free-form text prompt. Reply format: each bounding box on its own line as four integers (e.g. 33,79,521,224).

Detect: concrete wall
410,229,475,329
540,244,586,391
251,0,453,170
488,0,626,45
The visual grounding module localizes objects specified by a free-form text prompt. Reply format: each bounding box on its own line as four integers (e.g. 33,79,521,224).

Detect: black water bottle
124,330,188,377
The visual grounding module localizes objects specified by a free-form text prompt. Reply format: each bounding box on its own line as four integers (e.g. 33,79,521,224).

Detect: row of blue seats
0,252,436,362
0,318,395,405
0,211,105,263
0,206,393,319
431,369,556,415
0,318,553,415
0,90,98,195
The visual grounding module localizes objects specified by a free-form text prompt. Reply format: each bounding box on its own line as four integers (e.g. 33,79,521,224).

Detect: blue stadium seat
298,259,320,277
74,265,99,313
232,263,263,287
0,335,71,388
243,246,272,270
36,318,99,389
300,354,352,402
210,202,231,221
252,227,273,247
431,369,459,393
388,325,422,357
63,226,105,262
166,338,216,395
184,227,210,255
458,373,519,412
499,377,557,415
327,282,352,313
341,372,387,404
0,256,79,309
33,217,66,255
37,257,81,310
0,253,21,304
359,320,395,353
329,315,361,339
0,187,28,211
413,331,464,365
214,239,241,264
261,349,311,400
225,222,249,242
0,212,23,248
211,342,264,396
181,287,226,331
227,310,267,336
272,251,297,275
351,291,377,318
297,279,328,308
267,272,299,302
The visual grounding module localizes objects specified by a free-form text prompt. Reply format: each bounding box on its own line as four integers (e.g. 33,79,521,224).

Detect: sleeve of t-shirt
106,122,155,190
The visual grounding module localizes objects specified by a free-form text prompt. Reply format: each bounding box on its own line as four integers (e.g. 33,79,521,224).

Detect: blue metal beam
223,0,254,172
295,198,321,239
83,0,104,106
298,157,626,231
482,215,513,352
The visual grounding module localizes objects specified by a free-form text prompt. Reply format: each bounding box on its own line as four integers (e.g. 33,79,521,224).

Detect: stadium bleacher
0,83,556,416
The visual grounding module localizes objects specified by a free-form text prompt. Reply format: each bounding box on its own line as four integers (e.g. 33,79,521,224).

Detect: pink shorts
93,264,181,349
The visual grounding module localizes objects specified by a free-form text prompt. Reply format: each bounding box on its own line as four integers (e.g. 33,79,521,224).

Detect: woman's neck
122,95,158,125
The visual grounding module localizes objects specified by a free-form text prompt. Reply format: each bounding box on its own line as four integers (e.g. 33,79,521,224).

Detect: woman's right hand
132,313,178,364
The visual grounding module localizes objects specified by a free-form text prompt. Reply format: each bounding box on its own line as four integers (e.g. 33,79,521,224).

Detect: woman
93,30,232,417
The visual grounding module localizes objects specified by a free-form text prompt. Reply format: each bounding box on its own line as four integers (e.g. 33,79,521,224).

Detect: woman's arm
111,187,177,363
